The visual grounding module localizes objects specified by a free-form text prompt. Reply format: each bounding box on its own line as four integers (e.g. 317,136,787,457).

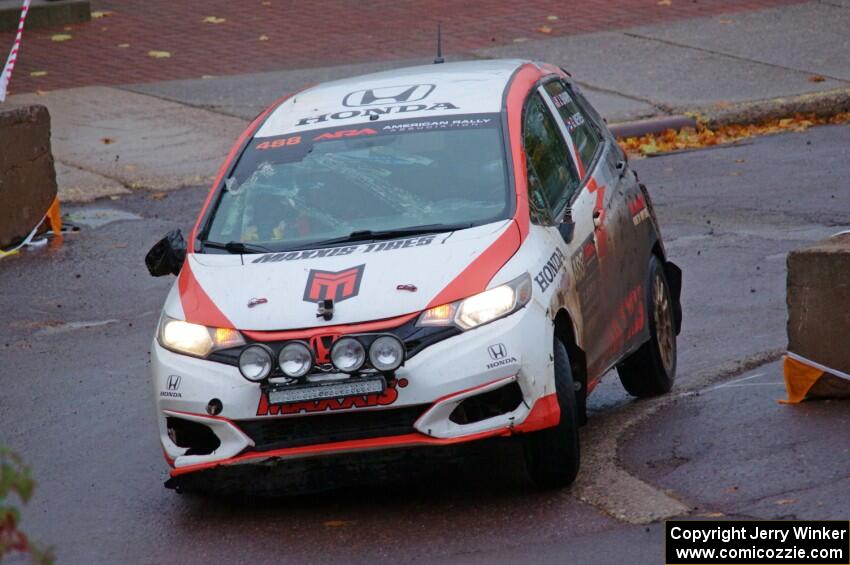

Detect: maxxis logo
256,379,406,416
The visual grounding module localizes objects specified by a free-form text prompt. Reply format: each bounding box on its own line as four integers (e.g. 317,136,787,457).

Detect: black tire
524,335,580,489
617,255,677,397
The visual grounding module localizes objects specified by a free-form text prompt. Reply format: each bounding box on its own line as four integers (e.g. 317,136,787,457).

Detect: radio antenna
434,23,445,64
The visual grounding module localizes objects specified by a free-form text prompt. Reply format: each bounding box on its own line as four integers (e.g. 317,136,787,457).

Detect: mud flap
663,261,683,335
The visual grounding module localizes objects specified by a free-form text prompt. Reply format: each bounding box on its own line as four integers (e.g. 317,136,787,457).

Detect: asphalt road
1,124,848,563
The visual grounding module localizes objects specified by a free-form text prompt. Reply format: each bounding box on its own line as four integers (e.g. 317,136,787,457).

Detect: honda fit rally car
146,59,682,490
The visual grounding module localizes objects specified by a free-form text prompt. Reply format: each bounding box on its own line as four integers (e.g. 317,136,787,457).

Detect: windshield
203,114,510,251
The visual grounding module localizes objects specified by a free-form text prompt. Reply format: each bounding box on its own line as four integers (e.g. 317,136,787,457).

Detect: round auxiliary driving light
330,337,366,373
238,345,273,382
369,335,405,372
278,341,313,378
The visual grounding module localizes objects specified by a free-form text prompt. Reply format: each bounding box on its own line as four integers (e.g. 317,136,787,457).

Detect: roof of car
255,59,531,138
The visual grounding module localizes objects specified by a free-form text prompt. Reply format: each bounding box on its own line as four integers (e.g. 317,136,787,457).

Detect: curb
609,87,850,138
609,115,697,140
689,87,850,128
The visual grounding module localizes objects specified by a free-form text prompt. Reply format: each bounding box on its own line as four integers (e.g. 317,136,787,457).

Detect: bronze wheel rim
653,272,675,373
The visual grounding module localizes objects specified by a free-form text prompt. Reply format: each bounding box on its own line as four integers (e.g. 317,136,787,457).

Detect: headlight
330,337,366,373
239,345,273,382
418,273,532,330
368,335,405,372
158,315,244,357
278,341,313,378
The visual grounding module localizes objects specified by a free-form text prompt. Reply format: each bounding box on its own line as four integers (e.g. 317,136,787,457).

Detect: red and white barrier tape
0,0,32,103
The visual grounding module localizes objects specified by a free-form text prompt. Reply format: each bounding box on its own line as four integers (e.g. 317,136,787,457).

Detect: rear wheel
524,335,580,489
617,255,677,397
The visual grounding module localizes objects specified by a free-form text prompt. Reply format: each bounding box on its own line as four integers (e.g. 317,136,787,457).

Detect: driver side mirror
145,229,186,277
558,208,575,244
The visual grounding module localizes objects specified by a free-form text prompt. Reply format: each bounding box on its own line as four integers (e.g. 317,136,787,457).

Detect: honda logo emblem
166,375,181,391
488,343,507,360
343,84,436,107
310,334,340,364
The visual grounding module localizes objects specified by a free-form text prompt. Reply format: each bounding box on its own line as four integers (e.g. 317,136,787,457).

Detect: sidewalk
6,0,849,203
0,0,805,94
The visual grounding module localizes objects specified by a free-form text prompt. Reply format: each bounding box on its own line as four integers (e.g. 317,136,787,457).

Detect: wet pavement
1,125,849,563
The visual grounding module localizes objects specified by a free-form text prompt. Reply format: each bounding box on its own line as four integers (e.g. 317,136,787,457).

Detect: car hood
174,220,518,331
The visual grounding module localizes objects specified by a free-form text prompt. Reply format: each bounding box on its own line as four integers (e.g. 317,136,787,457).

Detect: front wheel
617,255,677,397
523,335,580,489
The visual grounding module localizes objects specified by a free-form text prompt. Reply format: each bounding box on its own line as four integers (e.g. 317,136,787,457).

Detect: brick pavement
1,0,807,94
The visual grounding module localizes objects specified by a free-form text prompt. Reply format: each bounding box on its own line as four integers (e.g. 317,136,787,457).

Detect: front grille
237,405,427,451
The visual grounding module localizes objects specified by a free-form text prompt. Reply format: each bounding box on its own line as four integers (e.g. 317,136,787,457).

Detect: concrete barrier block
787,233,850,373
0,104,57,248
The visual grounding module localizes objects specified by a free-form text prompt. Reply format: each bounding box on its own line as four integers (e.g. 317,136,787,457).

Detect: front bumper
152,301,560,476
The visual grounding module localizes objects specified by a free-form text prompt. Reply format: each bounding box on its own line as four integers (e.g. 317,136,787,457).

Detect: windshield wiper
315,223,474,246
201,240,273,254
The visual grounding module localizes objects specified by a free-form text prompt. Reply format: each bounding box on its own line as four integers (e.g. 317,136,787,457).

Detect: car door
539,78,639,377
572,82,653,362
521,87,616,379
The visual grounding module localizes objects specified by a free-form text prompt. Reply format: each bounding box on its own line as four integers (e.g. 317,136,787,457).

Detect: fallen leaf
100,137,115,145
323,520,354,527
91,11,113,19
640,141,659,155
117,43,130,48
775,498,797,505
100,27,109,31
35,90,46,96
258,34,269,41
30,70,47,77
202,16,227,24
657,0,671,5
261,1,272,5
547,15,558,21
808,75,826,83
512,37,528,43
618,111,850,157
149,192,168,200
64,26,73,31
124,164,137,172
734,158,746,163
51,34,72,42
538,25,552,34
701,512,725,517
201,75,215,79
148,50,171,59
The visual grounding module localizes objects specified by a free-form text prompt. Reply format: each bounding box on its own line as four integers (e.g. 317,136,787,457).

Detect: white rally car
145,59,682,490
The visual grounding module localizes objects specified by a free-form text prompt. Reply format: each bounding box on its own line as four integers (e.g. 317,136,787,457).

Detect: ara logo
303,264,365,303
486,343,517,370
343,84,436,107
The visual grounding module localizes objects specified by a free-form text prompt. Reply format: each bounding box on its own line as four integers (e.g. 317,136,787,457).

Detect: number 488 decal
256,136,302,150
